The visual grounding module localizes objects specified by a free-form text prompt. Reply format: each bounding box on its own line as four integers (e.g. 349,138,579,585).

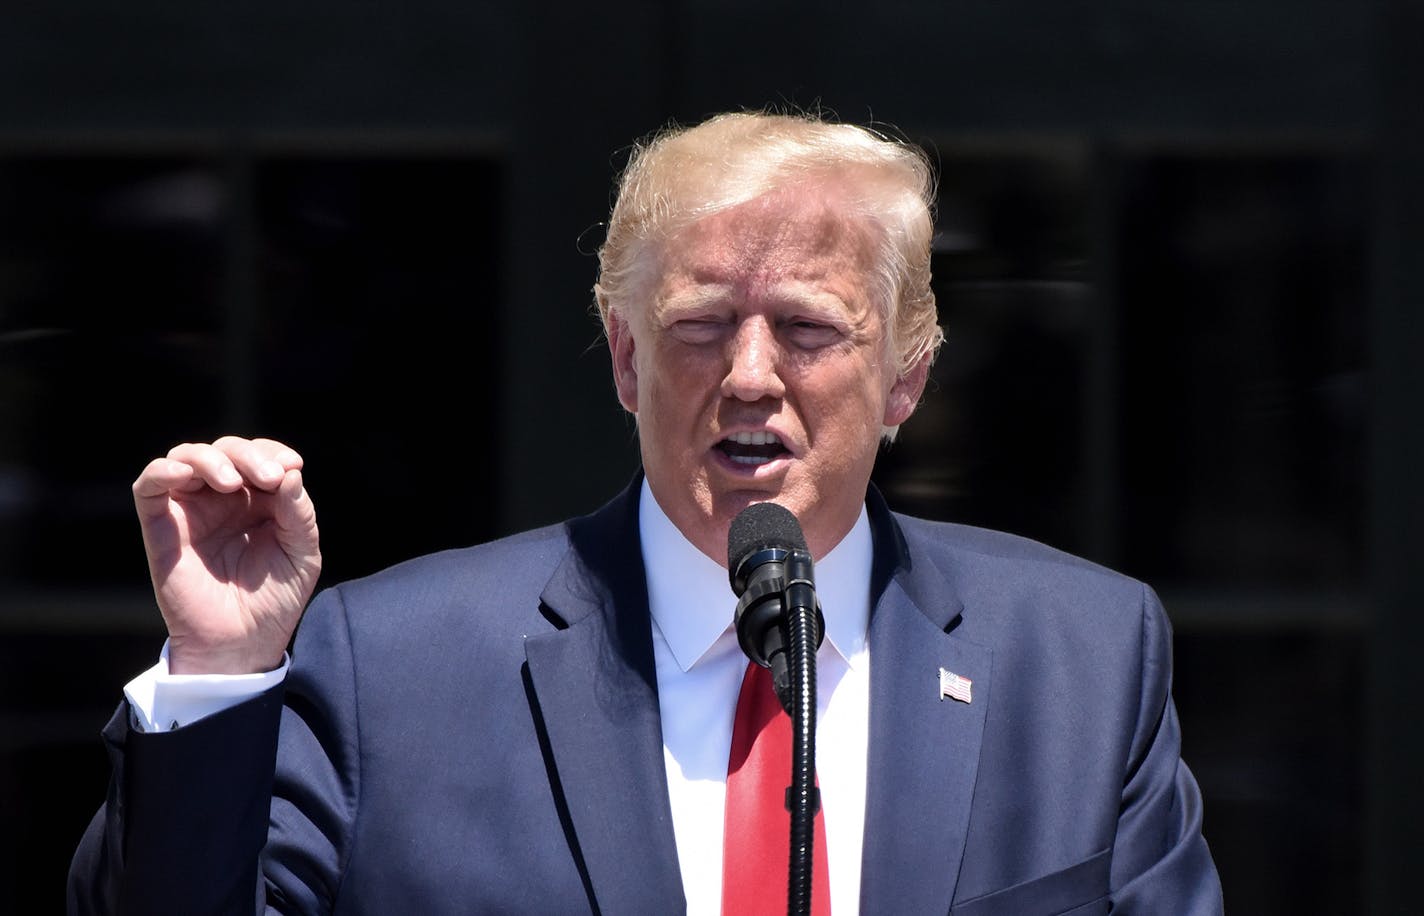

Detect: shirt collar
639,479,872,674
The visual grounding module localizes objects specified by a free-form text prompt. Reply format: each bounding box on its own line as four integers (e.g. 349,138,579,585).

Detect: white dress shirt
124,641,290,733
125,481,874,914
641,481,871,916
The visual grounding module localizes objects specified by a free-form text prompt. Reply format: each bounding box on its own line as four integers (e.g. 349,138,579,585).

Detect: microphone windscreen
727,502,806,588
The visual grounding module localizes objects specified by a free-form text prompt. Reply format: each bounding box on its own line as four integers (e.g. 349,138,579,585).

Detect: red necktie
721,662,831,915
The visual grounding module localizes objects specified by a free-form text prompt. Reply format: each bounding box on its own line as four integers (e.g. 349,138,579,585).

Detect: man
70,112,1222,914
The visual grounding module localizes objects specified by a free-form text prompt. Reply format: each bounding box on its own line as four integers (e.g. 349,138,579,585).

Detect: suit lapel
520,483,991,914
859,494,992,916
523,482,686,914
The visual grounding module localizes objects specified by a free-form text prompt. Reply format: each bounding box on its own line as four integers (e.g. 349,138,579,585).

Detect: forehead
654,187,879,305
674,186,871,264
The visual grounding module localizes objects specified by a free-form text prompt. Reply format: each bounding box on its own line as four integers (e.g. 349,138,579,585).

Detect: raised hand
132,436,321,675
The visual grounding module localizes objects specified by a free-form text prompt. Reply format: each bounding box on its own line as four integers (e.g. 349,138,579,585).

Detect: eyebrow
658,285,735,317
658,281,850,319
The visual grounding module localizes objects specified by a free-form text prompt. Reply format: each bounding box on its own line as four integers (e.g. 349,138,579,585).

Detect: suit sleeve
261,585,363,912
1109,584,1224,914
66,686,285,915
67,586,362,916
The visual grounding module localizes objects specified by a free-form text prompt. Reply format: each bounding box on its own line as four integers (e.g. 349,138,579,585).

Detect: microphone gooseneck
727,502,823,916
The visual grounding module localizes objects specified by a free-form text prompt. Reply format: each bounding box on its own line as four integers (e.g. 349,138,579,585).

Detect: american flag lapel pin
939,667,973,704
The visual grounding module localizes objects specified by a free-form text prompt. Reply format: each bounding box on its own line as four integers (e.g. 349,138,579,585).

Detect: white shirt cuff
123,640,290,733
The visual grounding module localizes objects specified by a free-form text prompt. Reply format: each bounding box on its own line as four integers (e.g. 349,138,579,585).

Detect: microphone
727,502,826,916
727,502,824,714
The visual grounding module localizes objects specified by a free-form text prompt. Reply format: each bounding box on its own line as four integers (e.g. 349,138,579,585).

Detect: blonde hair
594,111,943,377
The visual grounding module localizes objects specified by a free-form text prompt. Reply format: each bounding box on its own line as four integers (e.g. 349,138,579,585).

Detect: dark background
2,2,1420,913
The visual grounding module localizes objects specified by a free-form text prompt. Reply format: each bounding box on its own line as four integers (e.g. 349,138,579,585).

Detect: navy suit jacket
70,482,1221,914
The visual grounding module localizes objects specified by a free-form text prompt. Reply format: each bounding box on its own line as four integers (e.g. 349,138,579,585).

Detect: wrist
166,636,286,676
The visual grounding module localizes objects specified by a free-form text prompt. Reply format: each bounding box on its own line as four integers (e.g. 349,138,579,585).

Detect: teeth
728,454,773,466
728,431,781,446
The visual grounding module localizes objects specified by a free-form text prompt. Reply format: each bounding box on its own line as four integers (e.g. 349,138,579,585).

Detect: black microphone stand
728,504,826,916
782,550,821,916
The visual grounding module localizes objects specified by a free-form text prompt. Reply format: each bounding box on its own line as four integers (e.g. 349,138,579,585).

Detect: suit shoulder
893,513,1148,603
308,522,574,643
340,522,568,592
894,513,1119,572
889,514,1163,667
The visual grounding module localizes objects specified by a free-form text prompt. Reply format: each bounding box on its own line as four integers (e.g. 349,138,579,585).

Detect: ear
607,308,640,414
883,352,931,428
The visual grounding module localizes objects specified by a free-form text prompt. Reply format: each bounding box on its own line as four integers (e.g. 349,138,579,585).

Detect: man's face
607,185,929,564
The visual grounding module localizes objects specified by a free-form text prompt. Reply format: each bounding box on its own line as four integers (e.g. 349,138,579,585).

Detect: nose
721,317,785,402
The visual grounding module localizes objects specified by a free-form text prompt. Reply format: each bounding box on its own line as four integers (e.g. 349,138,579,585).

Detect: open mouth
715,431,791,467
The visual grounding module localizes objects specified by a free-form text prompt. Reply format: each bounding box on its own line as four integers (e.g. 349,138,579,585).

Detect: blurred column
222,148,257,431
498,1,672,532
1368,0,1424,909
1084,139,1123,567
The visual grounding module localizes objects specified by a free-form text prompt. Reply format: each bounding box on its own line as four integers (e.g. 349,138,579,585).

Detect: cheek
651,346,722,402
801,391,883,473
638,366,703,449
828,363,893,428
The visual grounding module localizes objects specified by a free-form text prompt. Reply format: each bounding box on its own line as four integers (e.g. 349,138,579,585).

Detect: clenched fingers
271,468,321,557
213,435,303,485
155,437,298,494
247,437,304,470
132,457,197,515
175,438,280,494
271,467,314,525
134,437,309,517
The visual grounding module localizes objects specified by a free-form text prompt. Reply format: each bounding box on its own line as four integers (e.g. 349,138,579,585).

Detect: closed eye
782,320,841,350
669,318,729,345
